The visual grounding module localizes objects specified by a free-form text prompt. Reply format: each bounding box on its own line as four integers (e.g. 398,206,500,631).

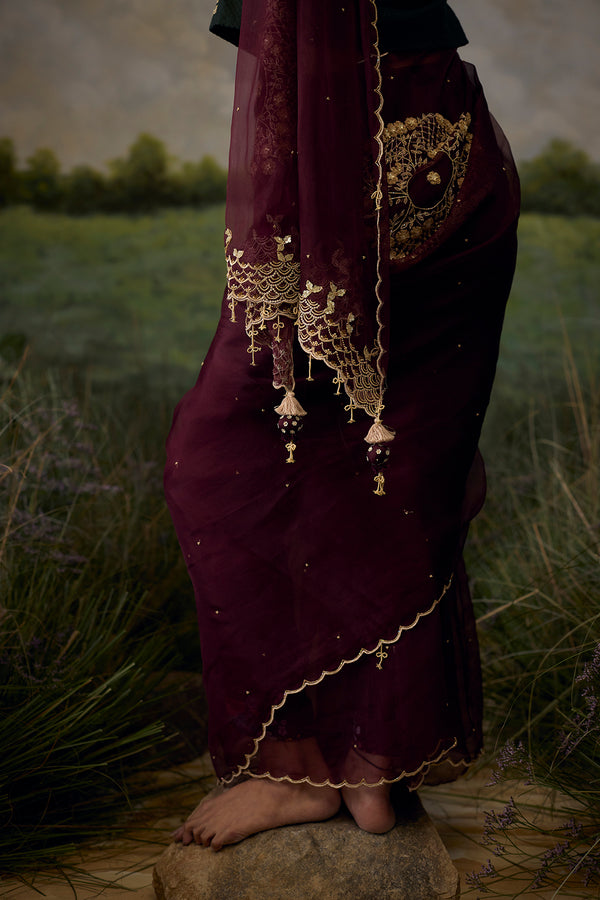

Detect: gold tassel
274,391,307,417
373,473,386,496
365,418,396,445
285,442,297,463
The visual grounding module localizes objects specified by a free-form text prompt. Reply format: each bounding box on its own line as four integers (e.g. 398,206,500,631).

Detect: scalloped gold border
369,0,388,412
220,576,454,787
238,736,462,790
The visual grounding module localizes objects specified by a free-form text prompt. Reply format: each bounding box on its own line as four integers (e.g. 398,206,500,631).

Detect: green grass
484,214,600,432
0,205,226,381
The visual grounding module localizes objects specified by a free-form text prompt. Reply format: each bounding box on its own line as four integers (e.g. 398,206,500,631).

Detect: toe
181,823,196,845
195,824,214,847
210,835,223,852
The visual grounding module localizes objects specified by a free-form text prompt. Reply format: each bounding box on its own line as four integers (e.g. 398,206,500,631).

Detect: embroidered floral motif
225,223,386,416
225,227,300,387
383,112,472,260
297,287,384,419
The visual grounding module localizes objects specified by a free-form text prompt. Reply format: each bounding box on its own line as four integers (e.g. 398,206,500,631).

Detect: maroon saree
165,0,520,789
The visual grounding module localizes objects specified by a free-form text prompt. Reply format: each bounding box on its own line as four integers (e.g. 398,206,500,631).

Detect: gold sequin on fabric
383,112,472,260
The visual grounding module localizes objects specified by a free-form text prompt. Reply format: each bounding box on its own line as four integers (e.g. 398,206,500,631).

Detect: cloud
0,0,236,167
0,0,598,169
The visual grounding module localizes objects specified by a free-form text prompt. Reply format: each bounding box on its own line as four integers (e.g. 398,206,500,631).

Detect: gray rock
153,789,459,900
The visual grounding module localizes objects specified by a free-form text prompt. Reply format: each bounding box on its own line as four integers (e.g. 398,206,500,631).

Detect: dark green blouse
209,0,467,53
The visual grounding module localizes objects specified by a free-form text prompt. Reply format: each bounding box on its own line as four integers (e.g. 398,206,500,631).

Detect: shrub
520,139,600,218
0,138,20,207
62,164,108,215
22,148,64,211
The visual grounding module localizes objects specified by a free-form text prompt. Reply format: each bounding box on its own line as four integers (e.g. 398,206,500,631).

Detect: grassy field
0,205,226,382
1,206,599,889
1,206,599,394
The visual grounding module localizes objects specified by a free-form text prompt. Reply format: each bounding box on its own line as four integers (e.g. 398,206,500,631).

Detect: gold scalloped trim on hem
219,575,453,786
229,736,459,790
407,749,479,793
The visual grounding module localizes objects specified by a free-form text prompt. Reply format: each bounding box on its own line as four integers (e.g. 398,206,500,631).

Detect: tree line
0,134,599,217
0,133,227,214
518,139,600,218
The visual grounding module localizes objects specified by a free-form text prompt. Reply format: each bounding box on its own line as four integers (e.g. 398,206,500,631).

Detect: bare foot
341,783,396,834
172,778,341,851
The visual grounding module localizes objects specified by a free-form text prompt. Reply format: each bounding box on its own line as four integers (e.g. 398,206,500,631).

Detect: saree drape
165,0,520,789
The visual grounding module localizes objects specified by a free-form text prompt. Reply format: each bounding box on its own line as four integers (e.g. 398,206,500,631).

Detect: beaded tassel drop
365,418,395,496
275,391,307,463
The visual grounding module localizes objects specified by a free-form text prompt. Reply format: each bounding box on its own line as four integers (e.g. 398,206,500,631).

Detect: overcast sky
1,0,599,170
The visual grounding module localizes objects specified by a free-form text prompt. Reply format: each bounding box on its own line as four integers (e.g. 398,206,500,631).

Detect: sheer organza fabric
165,1,520,789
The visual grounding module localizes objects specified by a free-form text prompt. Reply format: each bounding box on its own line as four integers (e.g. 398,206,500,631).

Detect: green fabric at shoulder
209,0,242,47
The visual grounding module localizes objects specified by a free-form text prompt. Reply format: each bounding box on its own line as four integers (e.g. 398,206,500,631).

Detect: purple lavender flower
582,851,600,887
531,840,571,889
466,858,497,892
560,643,600,757
560,818,584,840
481,799,518,858
487,741,533,785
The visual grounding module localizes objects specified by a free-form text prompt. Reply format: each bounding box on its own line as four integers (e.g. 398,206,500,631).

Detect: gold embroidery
373,472,386,496
297,289,383,418
241,735,461,790
382,112,473,260
225,226,300,385
375,644,388,669
247,326,259,366
224,1,391,423
368,0,389,414
225,226,386,415
220,576,454,786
